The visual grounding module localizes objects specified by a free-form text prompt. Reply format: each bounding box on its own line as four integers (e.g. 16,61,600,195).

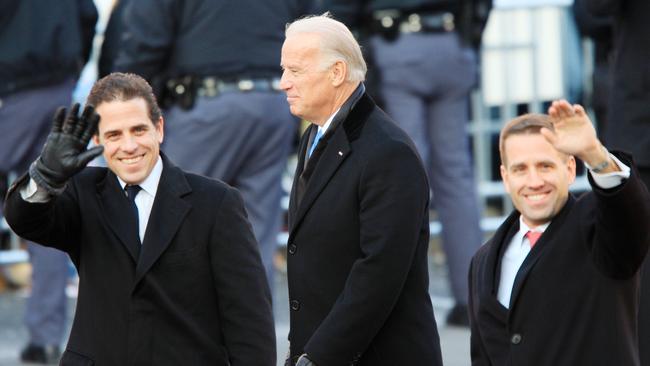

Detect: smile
527,194,547,201
120,155,144,165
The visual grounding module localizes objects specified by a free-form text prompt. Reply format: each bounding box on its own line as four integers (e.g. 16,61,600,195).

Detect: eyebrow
103,123,150,136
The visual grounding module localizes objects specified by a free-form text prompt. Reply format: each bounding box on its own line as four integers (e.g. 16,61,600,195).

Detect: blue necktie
125,185,142,242
308,129,324,157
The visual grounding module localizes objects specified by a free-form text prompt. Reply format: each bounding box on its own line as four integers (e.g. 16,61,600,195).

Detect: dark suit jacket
286,88,442,366
4,155,275,366
585,0,650,167
468,152,650,366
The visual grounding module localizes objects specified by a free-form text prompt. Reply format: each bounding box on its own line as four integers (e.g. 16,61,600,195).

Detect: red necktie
526,231,542,247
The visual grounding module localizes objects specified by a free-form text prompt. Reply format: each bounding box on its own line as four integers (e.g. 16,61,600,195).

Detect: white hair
285,12,367,82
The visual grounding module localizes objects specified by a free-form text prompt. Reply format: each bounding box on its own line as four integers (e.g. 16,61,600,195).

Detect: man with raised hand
469,100,650,366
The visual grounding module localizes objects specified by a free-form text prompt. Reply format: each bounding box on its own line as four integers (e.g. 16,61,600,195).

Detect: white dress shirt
497,153,631,308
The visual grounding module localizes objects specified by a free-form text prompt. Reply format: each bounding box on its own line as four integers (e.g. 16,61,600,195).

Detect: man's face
93,98,163,185
500,133,576,228
280,33,336,125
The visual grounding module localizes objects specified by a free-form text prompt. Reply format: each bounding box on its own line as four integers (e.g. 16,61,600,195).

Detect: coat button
290,300,301,311
288,244,297,255
511,333,522,344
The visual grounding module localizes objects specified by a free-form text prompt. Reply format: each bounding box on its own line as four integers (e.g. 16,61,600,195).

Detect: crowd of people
0,0,648,365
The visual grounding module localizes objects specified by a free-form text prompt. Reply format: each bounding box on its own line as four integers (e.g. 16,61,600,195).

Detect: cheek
103,143,118,157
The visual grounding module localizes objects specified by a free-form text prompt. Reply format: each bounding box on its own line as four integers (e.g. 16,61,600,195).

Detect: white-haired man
281,14,443,366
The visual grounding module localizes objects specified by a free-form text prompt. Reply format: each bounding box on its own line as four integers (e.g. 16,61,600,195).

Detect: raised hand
543,99,610,169
29,103,104,195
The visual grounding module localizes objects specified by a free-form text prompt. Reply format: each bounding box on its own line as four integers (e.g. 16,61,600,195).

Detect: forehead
281,34,320,64
503,133,566,166
95,98,153,132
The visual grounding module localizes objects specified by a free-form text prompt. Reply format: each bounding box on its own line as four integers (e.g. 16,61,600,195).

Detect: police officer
325,0,492,326
115,0,318,293
0,0,97,363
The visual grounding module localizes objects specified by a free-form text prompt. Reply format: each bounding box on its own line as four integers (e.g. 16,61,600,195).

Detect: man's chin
522,211,552,226
116,171,144,185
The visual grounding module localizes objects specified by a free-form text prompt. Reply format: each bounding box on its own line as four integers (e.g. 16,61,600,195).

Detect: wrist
585,145,614,174
583,144,610,171
29,159,67,196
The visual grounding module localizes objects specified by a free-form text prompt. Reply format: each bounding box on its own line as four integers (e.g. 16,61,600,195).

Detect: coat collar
288,87,375,237
96,153,192,288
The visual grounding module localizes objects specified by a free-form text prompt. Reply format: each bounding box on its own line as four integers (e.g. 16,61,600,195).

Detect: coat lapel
96,172,141,262
289,84,376,241
509,196,576,310
288,125,311,230
289,128,351,237
133,157,192,287
480,212,519,316
287,88,374,239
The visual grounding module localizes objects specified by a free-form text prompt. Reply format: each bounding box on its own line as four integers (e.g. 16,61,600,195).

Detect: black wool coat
4,155,276,366
286,90,443,366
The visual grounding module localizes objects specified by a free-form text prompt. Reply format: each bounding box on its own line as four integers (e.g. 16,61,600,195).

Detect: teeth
122,156,142,164
527,194,546,201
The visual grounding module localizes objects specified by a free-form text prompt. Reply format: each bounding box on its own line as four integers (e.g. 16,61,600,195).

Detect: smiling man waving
4,72,276,366
468,100,650,366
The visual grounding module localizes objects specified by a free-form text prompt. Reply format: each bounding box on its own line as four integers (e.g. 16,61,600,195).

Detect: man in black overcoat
280,13,443,366
4,73,276,366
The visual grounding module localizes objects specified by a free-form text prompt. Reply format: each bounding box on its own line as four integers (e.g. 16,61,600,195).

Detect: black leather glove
29,103,104,195
296,354,317,366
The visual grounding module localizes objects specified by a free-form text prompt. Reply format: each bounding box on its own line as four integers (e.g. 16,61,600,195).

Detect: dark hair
86,72,162,125
499,113,557,165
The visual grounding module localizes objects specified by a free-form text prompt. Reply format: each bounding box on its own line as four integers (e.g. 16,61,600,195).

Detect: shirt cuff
20,178,53,203
587,153,631,189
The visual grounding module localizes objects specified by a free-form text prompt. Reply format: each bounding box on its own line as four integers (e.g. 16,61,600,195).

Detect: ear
329,60,347,87
500,164,511,194
156,117,165,144
567,156,576,183
92,134,100,146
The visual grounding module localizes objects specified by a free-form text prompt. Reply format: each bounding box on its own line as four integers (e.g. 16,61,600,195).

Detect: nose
120,134,138,153
527,169,545,188
279,70,291,91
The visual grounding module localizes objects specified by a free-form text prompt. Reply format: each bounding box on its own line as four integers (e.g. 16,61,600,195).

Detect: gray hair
285,12,367,82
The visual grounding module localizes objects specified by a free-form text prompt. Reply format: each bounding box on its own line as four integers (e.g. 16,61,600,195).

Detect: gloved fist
29,103,104,195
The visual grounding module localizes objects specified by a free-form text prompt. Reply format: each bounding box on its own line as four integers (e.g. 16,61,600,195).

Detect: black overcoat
286,90,443,366
4,155,276,366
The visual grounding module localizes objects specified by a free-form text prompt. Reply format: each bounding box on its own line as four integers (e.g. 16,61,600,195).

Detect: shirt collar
317,83,366,135
117,155,163,198
318,109,338,135
516,216,551,247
